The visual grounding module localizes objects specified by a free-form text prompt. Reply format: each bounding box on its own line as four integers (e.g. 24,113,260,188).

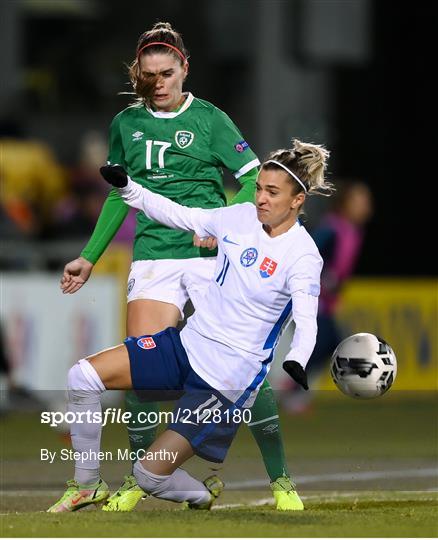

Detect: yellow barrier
318,279,438,391
92,244,132,340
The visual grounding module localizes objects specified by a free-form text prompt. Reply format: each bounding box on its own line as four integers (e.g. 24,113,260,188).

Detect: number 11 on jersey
145,140,171,169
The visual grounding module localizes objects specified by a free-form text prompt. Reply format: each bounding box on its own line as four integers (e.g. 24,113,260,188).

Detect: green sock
125,390,160,469
248,378,289,482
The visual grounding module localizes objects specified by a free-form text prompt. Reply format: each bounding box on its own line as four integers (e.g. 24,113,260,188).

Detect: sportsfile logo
40,407,252,427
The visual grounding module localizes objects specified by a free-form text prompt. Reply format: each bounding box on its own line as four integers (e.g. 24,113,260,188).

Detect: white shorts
126,258,217,320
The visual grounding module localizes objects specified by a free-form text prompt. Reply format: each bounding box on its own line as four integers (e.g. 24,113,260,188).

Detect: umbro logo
223,235,239,246
262,423,279,434
132,131,143,141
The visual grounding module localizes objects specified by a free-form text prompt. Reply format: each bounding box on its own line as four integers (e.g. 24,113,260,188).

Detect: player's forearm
284,292,319,368
229,168,257,205
80,190,129,264
118,177,208,237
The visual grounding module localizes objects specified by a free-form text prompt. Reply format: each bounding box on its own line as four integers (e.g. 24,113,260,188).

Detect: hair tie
137,41,187,64
264,160,308,192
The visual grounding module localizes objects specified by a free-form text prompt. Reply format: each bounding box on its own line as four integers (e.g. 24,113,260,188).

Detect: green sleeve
80,189,129,264
80,112,130,264
107,112,126,167
210,107,260,178
229,167,258,206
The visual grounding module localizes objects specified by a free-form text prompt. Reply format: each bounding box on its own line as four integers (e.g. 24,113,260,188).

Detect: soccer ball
330,333,397,399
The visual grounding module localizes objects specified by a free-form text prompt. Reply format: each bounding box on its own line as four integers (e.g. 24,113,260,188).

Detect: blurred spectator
52,130,109,238
52,130,135,243
284,180,374,413
0,119,67,239
0,322,11,413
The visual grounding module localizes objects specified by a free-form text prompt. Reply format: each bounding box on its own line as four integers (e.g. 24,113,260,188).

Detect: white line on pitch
1,467,437,498
214,490,438,510
226,467,438,489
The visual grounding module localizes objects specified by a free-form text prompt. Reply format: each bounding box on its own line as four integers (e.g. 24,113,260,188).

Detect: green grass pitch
1,392,437,537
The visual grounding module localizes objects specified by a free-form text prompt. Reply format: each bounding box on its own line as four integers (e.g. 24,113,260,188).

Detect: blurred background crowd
0,0,434,273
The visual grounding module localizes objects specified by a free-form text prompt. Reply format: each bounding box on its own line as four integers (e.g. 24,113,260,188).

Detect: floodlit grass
1,493,437,537
1,393,437,537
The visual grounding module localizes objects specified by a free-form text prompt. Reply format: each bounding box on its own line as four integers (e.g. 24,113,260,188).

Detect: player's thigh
127,299,180,336
140,429,194,475
126,259,192,335
87,344,132,389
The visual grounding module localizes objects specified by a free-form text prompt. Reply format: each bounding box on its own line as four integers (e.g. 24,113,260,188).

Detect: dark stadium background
0,0,435,276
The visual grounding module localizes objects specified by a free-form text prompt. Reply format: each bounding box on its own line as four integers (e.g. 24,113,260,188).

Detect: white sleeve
284,291,319,368
284,253,323,368
118,176,221,238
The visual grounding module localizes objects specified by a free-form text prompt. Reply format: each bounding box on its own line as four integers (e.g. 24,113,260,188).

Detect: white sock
133,460,210,505
67,359,105,486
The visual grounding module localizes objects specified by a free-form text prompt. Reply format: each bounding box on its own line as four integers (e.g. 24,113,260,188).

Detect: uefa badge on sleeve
259,257,278,278
234,140,249,153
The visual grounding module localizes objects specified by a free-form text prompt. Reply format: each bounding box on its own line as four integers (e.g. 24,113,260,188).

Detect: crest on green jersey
175,130,194,149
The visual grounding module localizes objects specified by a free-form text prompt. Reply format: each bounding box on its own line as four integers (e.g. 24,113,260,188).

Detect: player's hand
283,361,309,391
60,257,94,294
100,165,128,187
193,233,218,250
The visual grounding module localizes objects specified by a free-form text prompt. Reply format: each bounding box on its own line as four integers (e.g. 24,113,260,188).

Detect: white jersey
119,178,323,407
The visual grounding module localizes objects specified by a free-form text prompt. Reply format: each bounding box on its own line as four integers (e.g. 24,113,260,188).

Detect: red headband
136,41,187,64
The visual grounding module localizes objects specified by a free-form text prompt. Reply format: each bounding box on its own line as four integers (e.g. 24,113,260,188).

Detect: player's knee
67,360,104,403
133,460,170,496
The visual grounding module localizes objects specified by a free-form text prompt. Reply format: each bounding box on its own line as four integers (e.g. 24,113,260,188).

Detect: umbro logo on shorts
137,337,156,350
127,278,135,295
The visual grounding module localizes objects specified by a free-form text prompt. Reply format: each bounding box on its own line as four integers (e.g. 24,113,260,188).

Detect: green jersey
106,93,259,261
